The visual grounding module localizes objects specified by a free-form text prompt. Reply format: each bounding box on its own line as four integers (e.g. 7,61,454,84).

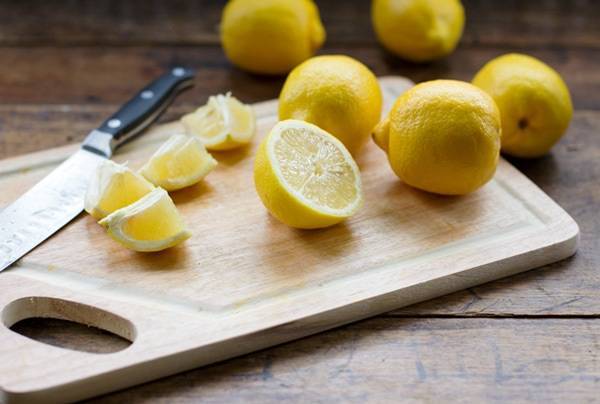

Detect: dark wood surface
2,0,599,401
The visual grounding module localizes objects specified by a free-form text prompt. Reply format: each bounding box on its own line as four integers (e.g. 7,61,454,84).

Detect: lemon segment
254,120,363,229
181,93,256,151
84,160,155,220
140,134,217,191
99,188,191,252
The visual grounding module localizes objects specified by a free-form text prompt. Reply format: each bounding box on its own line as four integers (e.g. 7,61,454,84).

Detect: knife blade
0,67,195,272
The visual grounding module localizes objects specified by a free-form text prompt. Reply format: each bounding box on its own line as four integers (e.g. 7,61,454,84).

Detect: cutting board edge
0,213,578,403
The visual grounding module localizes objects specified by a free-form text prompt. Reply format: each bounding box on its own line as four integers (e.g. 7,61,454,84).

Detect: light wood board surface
0,76,579,403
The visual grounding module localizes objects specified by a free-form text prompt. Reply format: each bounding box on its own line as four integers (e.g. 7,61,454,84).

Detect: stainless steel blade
0,149,106,272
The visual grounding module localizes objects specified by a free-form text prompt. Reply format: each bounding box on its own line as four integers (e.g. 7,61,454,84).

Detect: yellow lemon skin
374,80,501,195
220,0,325,75
278,55,383,154
472,53,573,158
372,0,465,62
254,120,363,229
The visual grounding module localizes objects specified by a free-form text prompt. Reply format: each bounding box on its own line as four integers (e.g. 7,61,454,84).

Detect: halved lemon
140,134,217,191
254,119,363,229
84,160,155,220
98,187,191,252
181,92,255,151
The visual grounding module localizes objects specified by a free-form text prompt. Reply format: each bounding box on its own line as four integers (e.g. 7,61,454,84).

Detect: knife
0,67,195,272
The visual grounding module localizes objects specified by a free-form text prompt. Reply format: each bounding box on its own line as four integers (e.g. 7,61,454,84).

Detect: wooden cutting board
0,76,579,403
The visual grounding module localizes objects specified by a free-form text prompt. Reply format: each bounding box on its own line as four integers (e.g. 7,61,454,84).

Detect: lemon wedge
181,93,255,151
254,119,363,229
98,187,191,252
140,134,217,191
84,160,155,220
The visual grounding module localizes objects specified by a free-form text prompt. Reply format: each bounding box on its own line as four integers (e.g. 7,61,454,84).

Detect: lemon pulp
84,160,155,220
254,120,362,229
181,93,255,151
275,127,359,211
140,134,217,191
99,187,190,252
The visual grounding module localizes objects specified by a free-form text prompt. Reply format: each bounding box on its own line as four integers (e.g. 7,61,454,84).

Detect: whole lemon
373,80,501,195
220,0,325,75
472,53,573,158
371,0,465,62
279,55,383,153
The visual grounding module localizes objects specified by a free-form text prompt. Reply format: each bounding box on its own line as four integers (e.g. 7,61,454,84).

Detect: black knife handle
100,67,194,147
82,67,194,157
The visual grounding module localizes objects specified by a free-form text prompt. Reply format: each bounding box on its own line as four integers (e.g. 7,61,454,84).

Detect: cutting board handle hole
2,297,135,354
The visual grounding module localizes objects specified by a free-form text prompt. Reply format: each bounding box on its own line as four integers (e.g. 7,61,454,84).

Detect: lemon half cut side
254,119,363,229
181,93,255,151
99,187,191,252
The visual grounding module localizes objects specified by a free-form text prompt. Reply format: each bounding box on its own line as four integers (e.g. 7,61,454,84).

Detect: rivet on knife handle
82,67,195,158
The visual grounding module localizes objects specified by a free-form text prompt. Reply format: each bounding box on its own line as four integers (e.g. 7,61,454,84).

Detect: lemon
181,93,256,151
472,53,573,158
140,134,217,191
278,55,382,154
84,160,155,220
254,119,363,229
99,187,191,252
372,0,465,62
373,80,501,195
220,0,325,75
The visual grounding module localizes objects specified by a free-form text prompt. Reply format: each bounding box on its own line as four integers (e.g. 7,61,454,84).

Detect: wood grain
85,317,600,403
396,110,600,317
0,46,598,109
0,105,188,158
11,318,131,354
1,107,597,318
0,79,578,401
0,0,598,47
0,0,598,402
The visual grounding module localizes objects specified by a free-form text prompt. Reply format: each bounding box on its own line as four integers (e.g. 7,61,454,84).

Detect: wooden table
1,0,599,402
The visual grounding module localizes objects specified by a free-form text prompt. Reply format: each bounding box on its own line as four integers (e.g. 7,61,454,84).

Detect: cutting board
0,76,579,403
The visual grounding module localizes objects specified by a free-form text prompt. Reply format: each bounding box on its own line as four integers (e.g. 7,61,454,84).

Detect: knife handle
83,67,195,157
